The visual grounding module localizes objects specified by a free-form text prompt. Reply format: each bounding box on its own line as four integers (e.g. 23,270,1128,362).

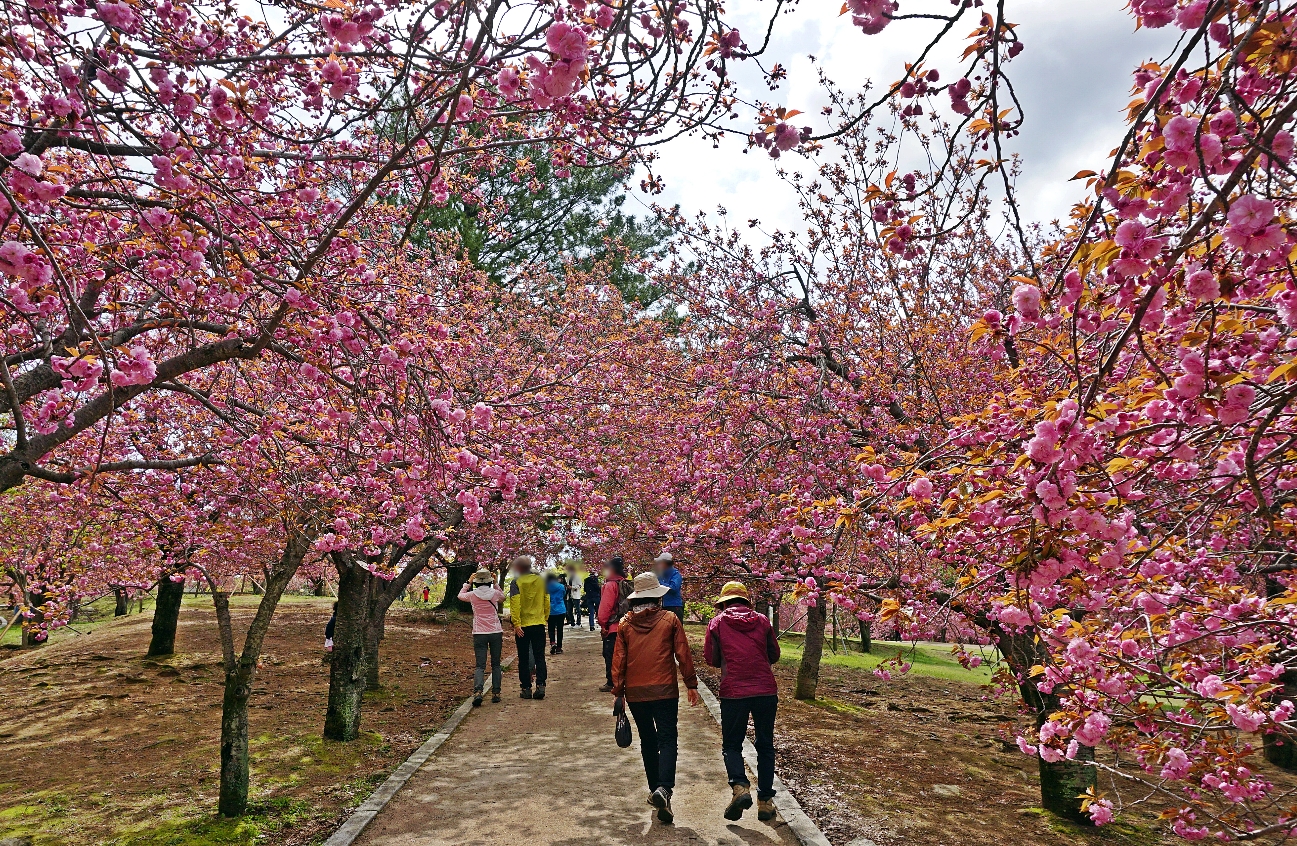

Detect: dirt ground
688,636,1184,846
0,595,489,846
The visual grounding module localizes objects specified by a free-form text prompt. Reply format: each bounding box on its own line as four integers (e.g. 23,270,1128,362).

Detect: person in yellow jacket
508,554,550,699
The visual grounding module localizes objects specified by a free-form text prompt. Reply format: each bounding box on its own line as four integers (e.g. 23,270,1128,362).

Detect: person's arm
491,587,504,603
674,617,698,690
703,621,720,668
597,582,614,630
611,626,629,697
667,568,683,599
508,580,523,635
456,584,472,602
544,586,551,618
765,617,781,663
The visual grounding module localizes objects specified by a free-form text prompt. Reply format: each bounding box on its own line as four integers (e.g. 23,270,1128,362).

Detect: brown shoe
724,784,752,821
598,683,614,693
757,798,776,822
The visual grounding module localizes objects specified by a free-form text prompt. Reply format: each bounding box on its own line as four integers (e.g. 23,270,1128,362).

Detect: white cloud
635,0,1181,234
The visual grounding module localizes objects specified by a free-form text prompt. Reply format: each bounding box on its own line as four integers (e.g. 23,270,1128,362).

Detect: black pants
586,599,598,630
602,634,616,684
472,632,503,693
628,698,679,792
567,601,578,626
548,613,565,648
721,695,778,800
515,624,547,690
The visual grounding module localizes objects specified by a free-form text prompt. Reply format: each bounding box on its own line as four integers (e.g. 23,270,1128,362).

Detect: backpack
612,577,633,623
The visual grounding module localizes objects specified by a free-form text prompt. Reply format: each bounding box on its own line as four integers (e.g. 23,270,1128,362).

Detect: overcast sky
633,0,1182,235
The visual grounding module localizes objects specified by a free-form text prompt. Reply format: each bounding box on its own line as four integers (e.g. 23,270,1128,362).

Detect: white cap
653,551,673,564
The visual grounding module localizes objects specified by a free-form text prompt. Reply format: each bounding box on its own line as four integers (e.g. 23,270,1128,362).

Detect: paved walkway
355,627,799,846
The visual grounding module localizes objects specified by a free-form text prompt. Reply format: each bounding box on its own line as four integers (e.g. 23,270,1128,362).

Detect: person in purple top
704,581,781,822
457,568,505,706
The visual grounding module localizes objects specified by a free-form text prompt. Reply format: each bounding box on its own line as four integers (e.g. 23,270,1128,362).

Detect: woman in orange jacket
611,572,701,824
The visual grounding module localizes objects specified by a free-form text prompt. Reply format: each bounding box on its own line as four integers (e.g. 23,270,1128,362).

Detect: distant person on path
457,569,505,706
508,555,550,700
704,581,781,822
422,585,430,603
546,570,567,655
597,556,631,692
565,564,582,628
611,572,701,825
652,551,685,621
583,569,601,631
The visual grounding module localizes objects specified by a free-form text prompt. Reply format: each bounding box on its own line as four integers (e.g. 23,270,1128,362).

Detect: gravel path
354,627,799,846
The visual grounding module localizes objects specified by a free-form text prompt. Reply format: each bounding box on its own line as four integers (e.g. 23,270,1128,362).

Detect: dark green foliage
411,151,670,306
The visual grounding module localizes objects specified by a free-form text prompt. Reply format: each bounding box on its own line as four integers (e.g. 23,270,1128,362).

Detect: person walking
611,572,701,825
597,556,630,692
507,555,550,700
565,564,582,628
583,569,601,631
546,570,568,655
651,551,685,621
457,569,505,706
421,585,430,603
704,581,781,822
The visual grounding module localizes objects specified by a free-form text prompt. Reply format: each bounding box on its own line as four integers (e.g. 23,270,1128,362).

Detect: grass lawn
772,634,999,684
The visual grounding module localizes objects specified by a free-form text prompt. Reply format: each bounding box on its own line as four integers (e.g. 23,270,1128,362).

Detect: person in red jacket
597,555,628,692
704,581,781,822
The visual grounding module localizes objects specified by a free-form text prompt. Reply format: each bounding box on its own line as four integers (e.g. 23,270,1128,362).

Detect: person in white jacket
565,564,583,628
457,568,505,706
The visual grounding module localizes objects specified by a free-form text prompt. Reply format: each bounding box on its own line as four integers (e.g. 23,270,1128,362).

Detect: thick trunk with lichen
996,626,1096,823
794,594,828,700
147,575,185,657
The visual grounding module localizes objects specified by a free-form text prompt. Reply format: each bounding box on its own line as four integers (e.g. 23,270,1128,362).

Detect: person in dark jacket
704,581,781,822
324,602,337,652
583,570,601,631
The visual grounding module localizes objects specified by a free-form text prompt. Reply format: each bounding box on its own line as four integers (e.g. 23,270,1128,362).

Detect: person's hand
613,696,625,716
514,625,524,637
687,688,702,707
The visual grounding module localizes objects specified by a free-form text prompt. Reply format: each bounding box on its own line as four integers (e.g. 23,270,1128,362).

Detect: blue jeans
585,599,598,630
628,698,679,792
721,695,778,800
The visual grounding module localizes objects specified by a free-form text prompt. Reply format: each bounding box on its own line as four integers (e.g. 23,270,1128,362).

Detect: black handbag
615,699,633,748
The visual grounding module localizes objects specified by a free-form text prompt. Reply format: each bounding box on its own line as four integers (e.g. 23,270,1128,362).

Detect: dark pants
515,624,547,690
602,633,616,684
548,613,565,648
665,606,684,622
721,695,778,800
586,599,598,630
473,632,503,693
628,698,679,792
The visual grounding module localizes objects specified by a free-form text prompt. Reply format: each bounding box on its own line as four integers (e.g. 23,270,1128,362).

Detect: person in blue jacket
546,570,568,654
652,551,685,621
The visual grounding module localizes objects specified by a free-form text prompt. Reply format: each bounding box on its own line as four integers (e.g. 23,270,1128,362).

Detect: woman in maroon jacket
704,581,781,822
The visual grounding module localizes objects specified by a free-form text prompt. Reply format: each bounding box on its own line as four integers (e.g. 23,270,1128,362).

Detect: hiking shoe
472,692,483,707
724,784,752,821
598,683,614,693
491,691,501,703
757,798,776,822
520,688,533,699
534,685,546,700
650,787,673,824
556,646,564,654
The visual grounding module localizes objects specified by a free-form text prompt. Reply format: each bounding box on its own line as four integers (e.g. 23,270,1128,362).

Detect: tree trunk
794,594,828,700
114,588,129,617
324,559,375,741
213,530,312,817
859,619,871,653
1264,574,1297,770
996,626,1096,822
436,561,475,612
147,576,186,657
365,609,385,690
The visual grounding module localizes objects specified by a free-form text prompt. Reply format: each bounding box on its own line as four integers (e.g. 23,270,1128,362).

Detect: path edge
322,652,517,846
696,680,864,846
